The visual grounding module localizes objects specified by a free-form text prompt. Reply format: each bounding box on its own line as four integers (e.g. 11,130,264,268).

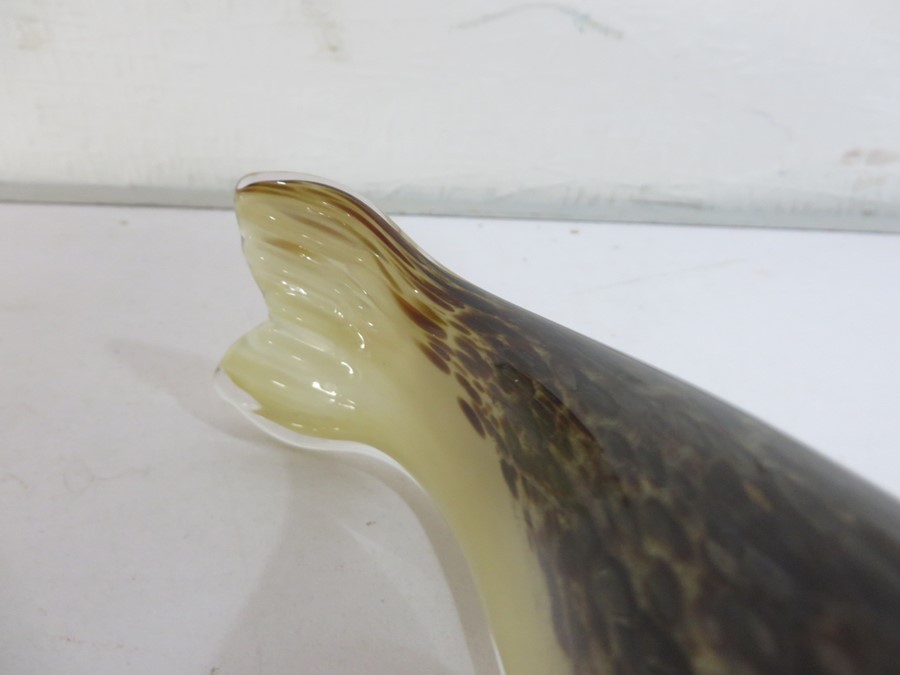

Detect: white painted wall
3,0,900,229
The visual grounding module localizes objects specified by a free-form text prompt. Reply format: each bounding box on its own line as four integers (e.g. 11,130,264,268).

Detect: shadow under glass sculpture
218,173,900,675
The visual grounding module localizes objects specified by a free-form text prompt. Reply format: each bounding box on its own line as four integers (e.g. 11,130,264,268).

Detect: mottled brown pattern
443,287,900,675
244,179,900,675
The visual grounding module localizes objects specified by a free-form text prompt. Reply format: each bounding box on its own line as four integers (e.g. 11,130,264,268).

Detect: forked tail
218,173,463,445
216,174,575,675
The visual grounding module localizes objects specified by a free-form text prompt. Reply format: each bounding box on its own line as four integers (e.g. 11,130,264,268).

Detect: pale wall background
2,0,900,229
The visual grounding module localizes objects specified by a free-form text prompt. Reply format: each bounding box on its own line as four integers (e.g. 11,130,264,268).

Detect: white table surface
1,201,898,675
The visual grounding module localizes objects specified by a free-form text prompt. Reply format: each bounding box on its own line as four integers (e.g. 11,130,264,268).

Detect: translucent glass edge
235,172,384,215
213,365,380,456
233,171,453,300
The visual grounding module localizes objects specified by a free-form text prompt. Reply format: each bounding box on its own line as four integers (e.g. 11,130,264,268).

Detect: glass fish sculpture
218,174,900,675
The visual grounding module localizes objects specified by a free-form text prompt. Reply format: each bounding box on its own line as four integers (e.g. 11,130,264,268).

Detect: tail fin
217,173,454,444
218,176,578,674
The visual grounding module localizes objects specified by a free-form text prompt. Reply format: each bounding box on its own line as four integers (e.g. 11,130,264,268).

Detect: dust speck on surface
302,0,346,60
841,148,900,166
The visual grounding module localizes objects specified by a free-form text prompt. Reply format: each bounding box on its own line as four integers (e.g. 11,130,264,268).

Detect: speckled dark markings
442,301,900,675
250,180,900,675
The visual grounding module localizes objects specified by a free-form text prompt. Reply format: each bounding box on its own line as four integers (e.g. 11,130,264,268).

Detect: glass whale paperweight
217,173,900,675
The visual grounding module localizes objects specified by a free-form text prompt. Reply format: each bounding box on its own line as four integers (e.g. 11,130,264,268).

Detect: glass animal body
219,174,900,675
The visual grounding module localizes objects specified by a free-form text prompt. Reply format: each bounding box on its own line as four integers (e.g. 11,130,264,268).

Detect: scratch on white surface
577,258,747,295
63,459,149,495
63,460,96,494
455,3,624,39
1,473,30,491
748,106,794,144
50,634,141,653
